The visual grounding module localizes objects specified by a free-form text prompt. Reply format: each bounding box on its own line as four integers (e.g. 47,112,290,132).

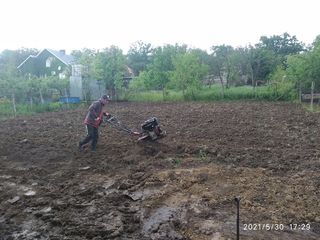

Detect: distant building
17,49,74,79
17,49,135,101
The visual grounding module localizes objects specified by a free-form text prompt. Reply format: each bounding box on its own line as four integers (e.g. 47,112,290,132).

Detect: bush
0,101,14,119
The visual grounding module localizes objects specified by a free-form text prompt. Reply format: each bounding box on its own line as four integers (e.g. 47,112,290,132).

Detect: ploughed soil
1,101,320,240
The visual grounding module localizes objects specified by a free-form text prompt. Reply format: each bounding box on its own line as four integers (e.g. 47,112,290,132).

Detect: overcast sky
1,0,319,54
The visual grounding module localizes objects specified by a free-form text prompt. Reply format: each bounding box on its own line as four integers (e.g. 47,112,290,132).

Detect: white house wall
70,76,82,99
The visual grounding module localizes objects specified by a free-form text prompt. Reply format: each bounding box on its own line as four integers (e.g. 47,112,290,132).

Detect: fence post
235,197,240,240
11,93,16,118
255,81,258,99
65,88,69,110
311,81,314,111
299,81,302,103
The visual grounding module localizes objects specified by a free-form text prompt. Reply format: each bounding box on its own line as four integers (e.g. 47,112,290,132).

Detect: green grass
301,102,320,113
0,102,82,120
0,84,297,120
127,90,184,102
125,85,295,102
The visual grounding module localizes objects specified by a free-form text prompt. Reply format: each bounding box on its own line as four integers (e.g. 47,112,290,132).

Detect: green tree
93,46,126,99
190,48,211,66
227,47,252,86
129,44,189,99
127,41,153,76
209,45,234,97
145,45,181,96
259,32,304,56
0,48,38,79
171,52,208,99
259,32,305,68
0,76,26,116
129,72,148,91
248,46,277,85
286,36,320,93
269,66,296,100
46,76,69,96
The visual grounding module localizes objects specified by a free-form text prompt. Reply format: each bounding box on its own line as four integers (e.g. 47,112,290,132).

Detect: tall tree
286,36,320,93
209,45,234,96
171,52,208,98
93,46,126,99
259,32,304,56
227,47,252,86
145,45,180,93
247,46,277,86
0,48,38,79
129,43,189,96
127,41,153,76
259,32,305,68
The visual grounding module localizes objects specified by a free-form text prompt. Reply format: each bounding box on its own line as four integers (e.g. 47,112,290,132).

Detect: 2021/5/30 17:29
243,223,311,231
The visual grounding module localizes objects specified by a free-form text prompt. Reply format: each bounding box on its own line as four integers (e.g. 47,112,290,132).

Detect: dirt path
1,101,320,239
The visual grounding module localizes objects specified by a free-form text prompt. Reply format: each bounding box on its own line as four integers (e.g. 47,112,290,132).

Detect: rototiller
103,115,166,141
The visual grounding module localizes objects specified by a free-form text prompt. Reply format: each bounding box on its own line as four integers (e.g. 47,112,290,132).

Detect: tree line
1,32,320,104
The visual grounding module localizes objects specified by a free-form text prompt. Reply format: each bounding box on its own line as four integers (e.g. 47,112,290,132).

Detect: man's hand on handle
103,112,112,118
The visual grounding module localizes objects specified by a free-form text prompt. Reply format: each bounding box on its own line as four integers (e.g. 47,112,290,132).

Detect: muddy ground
1,101,320,240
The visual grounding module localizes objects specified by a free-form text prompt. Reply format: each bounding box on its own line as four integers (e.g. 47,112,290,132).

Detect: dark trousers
79,125,99,150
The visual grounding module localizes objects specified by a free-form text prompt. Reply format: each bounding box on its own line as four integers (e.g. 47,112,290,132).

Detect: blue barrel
59,97,80,103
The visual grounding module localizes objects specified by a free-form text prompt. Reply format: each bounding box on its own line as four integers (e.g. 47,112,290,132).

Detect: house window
46,57,54,68
59,73,66,79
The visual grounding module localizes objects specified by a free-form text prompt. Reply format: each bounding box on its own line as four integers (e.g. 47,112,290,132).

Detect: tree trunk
218,73,225,98
30,96,33,109
191,89,196,100
311,81,314,111
249,63,255,88
208,75,213,88
226,67,230,89
162,85,165,101
254,81,258,99
39,89,44,104
110,87,116,101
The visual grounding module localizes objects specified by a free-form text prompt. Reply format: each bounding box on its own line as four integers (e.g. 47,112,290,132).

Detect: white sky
0,0,319,54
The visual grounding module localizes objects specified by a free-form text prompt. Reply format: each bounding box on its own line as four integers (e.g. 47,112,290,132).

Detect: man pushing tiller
78,95,166,152
78,94,111,151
